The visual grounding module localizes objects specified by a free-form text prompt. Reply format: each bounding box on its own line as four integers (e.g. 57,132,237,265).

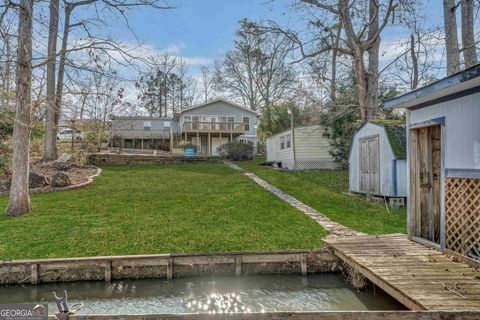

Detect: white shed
266,124,339,170
349,121,407,198
384,64,480,260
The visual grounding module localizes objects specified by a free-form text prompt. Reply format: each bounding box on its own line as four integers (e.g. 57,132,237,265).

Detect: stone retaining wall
87,153,221,165
0,249,339,285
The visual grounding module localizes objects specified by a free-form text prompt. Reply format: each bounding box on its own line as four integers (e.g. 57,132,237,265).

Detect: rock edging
0,167,102,196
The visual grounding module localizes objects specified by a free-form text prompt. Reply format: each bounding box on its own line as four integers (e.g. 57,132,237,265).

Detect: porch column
197,132,200,154
230,132,233,142
141,139,144,149
169,126,173,151
208,132,211,155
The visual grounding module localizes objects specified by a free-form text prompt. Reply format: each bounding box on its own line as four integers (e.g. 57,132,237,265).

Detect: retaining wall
0,249,338,285
87,153,221,165
48,311,480,320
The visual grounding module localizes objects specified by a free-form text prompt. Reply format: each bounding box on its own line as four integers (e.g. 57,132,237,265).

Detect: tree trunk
460,0,477,68
5,0,33,216
410,34,419,89
366,0,379,120
43,0,60,161
54,4,72,146
443,0,461,75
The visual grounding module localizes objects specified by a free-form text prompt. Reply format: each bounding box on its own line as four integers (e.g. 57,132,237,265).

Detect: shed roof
384,64,480,109
370,120,406,160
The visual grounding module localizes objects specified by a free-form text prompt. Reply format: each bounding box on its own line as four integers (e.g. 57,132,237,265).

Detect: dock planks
325,234,480,311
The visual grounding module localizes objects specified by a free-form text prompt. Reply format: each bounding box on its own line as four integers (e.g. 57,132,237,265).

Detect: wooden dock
325,234,480,311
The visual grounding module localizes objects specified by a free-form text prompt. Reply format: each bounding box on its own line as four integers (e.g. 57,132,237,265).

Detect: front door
359,135,380,194
410,125,441,244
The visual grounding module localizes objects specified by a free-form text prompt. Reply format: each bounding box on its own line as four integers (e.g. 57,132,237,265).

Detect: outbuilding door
360,135,380,194
410,125,441,244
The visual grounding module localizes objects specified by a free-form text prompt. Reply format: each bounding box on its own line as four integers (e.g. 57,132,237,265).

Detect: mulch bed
0,159,99,193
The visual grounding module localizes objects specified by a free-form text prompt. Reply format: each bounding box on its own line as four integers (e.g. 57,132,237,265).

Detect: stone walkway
224,162,365,238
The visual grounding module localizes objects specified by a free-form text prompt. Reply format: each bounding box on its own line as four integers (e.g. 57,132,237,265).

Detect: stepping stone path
225,161,365,238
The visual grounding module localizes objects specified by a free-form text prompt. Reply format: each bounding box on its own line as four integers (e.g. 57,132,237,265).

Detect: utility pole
289,108,296,170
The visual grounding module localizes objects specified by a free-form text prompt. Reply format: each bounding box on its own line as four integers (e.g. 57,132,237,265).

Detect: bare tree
214,19,295,110
200,65,213,103
43,0,60,160
5,0,33,216
443,0,461,75
43,0,174,160
460,0,477,68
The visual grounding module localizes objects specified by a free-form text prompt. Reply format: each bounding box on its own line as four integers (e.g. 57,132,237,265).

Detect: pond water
0,274,405,315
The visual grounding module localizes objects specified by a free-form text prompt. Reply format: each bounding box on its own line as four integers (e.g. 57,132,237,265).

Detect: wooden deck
325,234,480,311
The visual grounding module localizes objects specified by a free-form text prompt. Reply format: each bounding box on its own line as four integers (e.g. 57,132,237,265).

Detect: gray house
349,121,407,200
384,64,480,260
266,124,339,170
110,99,258,155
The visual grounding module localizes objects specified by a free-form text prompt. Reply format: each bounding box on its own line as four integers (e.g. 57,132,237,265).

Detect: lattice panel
295,160,340,171
445,178,480,261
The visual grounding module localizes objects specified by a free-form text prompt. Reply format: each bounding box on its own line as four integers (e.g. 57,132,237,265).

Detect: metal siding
409,92,480,171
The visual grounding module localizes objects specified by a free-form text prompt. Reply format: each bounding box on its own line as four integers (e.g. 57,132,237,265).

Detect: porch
180,121,247,156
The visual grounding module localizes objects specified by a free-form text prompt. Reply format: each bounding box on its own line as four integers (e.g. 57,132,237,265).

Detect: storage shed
384,64,480,261
349,121,407,200
266,124,339,170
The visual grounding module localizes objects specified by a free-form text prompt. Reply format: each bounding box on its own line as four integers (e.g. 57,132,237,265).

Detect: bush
218,141,253,161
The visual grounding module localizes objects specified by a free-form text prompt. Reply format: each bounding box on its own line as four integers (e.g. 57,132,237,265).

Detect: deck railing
111,129,170,139
183,121,245,133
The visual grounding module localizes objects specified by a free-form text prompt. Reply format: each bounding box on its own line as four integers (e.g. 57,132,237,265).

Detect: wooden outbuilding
348,120,407,202
384,64,480,261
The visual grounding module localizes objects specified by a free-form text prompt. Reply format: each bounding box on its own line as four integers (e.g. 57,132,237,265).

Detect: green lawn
0,164,326,260
235,159,406,235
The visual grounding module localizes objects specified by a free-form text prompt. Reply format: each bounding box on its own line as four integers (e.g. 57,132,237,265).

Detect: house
266,124,339,170
384,64,480,261
110,98,258,156
348,120,407,204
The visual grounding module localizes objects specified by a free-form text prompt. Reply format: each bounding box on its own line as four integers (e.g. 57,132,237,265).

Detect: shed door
410,125,441,244
360,135,380,194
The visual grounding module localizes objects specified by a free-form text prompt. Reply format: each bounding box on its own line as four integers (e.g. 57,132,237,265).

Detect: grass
0,163,326,260
235,159,406,235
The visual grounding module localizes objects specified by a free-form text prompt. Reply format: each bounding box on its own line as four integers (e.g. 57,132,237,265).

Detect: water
0,274,405,315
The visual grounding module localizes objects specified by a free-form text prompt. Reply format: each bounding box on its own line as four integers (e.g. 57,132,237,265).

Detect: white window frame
144,121,151,131
243,116,250,131
285,134,291,149
280,136,285,150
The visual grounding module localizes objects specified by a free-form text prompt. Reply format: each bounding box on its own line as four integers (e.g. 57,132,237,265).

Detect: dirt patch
0,159,99,193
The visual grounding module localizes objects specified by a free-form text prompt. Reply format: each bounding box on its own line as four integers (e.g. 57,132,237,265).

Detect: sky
102,0,446,76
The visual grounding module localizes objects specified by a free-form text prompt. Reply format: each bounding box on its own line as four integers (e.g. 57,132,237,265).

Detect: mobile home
266,124,339,170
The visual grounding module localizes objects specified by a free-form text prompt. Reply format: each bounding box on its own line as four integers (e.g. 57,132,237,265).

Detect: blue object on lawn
184,147,196,157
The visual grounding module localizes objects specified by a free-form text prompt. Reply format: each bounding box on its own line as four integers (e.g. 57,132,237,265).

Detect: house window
164,121,171,128
285,134,291,149
144,121,151,131
183,116,192,130
243,116,250,131
280,136,285,150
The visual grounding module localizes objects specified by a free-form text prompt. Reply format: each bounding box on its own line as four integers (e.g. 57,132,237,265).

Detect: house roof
179,98,258,115
384,64,480,109
266,124,324,141
110,116,173,121
370,120,406,160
